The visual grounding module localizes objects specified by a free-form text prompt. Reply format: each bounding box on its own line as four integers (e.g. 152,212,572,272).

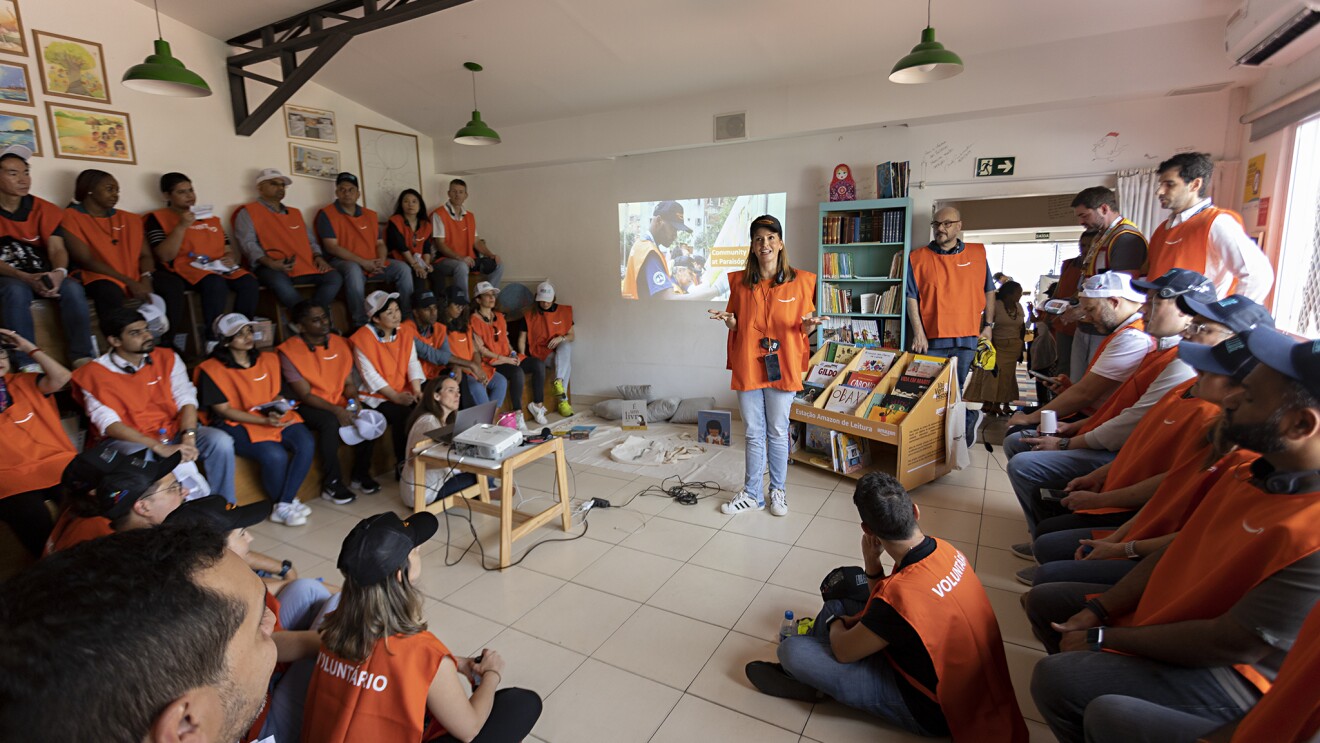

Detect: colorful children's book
804,424,832,453
805,362,846,386
834,431,872,474
841,371,883,391
697,410,732,446
568,425,596,440
824,385,870,414
621,400,648,431
856,349,898,375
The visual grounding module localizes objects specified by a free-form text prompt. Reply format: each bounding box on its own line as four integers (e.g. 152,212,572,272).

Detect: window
1276,114,1320,336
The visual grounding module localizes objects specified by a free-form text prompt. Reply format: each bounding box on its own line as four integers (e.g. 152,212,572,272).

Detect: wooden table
411,436,573,569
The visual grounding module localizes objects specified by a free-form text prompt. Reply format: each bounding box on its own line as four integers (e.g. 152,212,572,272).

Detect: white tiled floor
255,447,1056,742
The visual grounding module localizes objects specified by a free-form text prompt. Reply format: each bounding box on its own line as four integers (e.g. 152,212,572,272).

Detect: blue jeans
777,600,936,735
1082,695,1223,743
254,266,344,308
462,372,508,408
332,258,415,328
434,257,504,292
737,387,794,498
1003,430,1117,535
218,422,315,504
275,578,333,631
0,275,94,366
104,427,237,503
921,344,977,441
261,592,341,742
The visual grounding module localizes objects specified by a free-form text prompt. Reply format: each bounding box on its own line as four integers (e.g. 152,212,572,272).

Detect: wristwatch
1087,626,1106,652
1124,540,1140,559
1058,437,1070,450
278,559,293,579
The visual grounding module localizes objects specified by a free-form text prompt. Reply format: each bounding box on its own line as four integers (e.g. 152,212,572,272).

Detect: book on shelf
840,370,884,391
904,355,946,379
797,382,826,405
889,252,904,278
805,361,846,386
882,319,901,348
866,354,945,423
821,317,881,348
804,424,832,453
860,293,880,313
826,342,863,365
823,251,854,278
833,431,873,474
876,162,911,198
824,384,870,414
856,349,899,375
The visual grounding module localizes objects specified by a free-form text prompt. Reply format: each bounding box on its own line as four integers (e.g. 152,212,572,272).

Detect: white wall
21,0,438,218
467,92,1235,407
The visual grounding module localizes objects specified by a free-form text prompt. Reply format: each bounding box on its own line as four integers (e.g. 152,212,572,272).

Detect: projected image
619,192,787,301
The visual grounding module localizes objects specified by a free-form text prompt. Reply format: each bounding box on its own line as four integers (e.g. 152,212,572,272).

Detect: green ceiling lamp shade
889,0,964,84
454,62,500,145
122,0,211,97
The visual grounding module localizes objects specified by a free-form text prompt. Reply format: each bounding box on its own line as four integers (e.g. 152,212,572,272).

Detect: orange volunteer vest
195,353,301,444
724,269,817,392
42,508,113,556
62,207,147,292
845,539,1029,742
301,632,453,743
320,204,381,263
622,238,670,300
1117,462,1320,694
235,202,319,277
526,304,574,361
278,335,354,408
1074,343,1185,442
0,196,63,255
433,205,476,260
0,373,76,498
446,327,476,364
403,320,447,380
1230,602,1320,743
1094,379,1217,494
908,242,989,339
1147,206,1245,291
72,349,182,442
1082,218,1146,277
388,214,433,263
1124,448,1257,543
470,311,520,378
351,324,419,400
150,208,248,284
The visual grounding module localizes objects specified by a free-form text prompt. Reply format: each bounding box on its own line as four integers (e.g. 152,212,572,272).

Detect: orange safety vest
72,349,182,441
195,353,301,444
62,207,146,292
0,196,63,255
1117,462,1320,694
1073,343,1186,443
621,238,670,300
724,269,817,392
320,203,382,263
235,201,319,277
526,304,574,361
1082,315,1151,384
243,590,289,742
1231,602,1320,743
470,311,520,378
1082,218,1146,277
433,205,477,260
1125,448,1257,543
1097,379,1218,492
909,242,989,339
387,214,433,263
42,508,112,556
150,207,249,284
278,335,354,408
446,327,476,363
1051,258,1083,336
403,319,447,380
844,539,1028,743
0,373,76,498
301,632,453,743
350,324,419,400
1147,206,1245,293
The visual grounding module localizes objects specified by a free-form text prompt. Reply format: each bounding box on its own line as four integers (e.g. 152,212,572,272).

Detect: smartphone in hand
39,274,54,291
1039,487,1068,502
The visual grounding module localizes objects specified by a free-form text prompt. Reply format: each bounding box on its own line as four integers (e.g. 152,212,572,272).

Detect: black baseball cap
337,511,438,585
1177,294,1275,334
652,201,692,233
1177,335,1258,381
335,172,359,187
442,285,468,306
413,289,439,309
165,494,272,533
750,214,783,239
1131,268,1217,305
1244,327,1320,399
88,451,183,520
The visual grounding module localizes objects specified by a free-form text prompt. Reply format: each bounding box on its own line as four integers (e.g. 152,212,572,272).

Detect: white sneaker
270,502,307,527
290,499,312,516
515,411,530,432
528,402,548,426
769,488,788,517
720,492,765,515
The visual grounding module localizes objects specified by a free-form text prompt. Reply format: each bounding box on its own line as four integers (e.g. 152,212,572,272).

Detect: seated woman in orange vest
385,189,434,284
315,172,414,330
0,327,73,558
44,443,186,555
196,313,315,528
517,280,575,421
350,291,426,483
60,169,155,320
401,375,479,507
146,172,259,354
439,285,507,409
301,511,542,742
747,472,1028,741
470,281,537,430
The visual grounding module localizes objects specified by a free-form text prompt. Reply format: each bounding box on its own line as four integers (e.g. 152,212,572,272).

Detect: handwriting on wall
1045,195,1076,220
922,141,974,172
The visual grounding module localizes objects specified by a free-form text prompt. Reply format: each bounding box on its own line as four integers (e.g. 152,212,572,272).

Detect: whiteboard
355,125,422,214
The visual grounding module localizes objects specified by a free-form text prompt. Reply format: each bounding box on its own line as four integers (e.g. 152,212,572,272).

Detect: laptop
425,400,499,444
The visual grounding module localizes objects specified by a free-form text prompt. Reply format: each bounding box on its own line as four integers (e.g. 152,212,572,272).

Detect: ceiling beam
226,0,473,135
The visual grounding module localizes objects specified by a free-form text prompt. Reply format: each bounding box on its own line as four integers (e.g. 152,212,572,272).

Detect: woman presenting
709,215,824,517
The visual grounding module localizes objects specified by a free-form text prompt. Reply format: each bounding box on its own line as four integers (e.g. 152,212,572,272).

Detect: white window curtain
1117,167,1161,236
1276,116,1320,336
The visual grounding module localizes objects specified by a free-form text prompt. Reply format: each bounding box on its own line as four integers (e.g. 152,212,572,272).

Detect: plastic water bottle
346,398,360,415
158,427,171,445
779,610,796,643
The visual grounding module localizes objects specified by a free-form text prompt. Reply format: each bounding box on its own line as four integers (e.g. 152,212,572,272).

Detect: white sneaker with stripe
720,492,765,515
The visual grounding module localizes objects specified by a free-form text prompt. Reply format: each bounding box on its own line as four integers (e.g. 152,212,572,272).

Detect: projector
453,424,522,461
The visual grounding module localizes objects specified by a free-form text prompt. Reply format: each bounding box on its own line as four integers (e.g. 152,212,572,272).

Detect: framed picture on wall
46,102,135,164
355,125,421,212
290,142,340,181
33,30,111,103
0,1,27,57
0,59,31,106
0,110,38,155
284,104,337,143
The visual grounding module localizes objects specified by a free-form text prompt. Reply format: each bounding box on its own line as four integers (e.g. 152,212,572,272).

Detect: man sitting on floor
746,471,1027,741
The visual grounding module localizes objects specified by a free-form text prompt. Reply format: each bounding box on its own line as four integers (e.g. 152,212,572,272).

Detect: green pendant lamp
889,0,964,84
454,62,501,145
122,0,211,97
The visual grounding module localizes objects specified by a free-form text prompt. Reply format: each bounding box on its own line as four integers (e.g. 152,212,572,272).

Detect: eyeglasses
930,220,961,229
144,481,186,500
1184,322,1233,338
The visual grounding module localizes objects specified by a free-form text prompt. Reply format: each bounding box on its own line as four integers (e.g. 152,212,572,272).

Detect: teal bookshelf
816,197,914,350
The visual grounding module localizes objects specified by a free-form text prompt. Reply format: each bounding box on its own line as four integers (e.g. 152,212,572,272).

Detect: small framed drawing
0,59,31,106
46,102,135,164
33,30,111,103
0,110,38,155
355,125,422,212
284,104,337,143
290,142,340,181
0,1,27,57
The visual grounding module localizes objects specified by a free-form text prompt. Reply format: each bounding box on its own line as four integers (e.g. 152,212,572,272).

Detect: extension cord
577,497,612,513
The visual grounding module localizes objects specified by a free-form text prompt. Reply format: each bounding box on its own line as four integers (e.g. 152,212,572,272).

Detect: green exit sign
976,157,1016,177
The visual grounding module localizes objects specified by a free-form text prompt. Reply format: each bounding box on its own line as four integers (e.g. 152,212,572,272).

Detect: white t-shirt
1086,313,1152,382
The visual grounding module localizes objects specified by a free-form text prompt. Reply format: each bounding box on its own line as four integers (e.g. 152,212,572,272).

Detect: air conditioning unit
1226,0,1320,66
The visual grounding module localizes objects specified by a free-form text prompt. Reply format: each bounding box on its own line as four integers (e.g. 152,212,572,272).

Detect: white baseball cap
365,290,399,318
1077,272,1146,303
254,168,292,187
473,281,498,297
535,281,555,303
213,313,255,338
138,293,170,337
339,409,387,445
0,145,32,162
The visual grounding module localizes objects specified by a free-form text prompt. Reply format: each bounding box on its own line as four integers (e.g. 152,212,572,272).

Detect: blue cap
1177,294,1274,334
1178,335,1257,381
1131,268,1217,304
1244,327,1320,399
652,200,692,232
